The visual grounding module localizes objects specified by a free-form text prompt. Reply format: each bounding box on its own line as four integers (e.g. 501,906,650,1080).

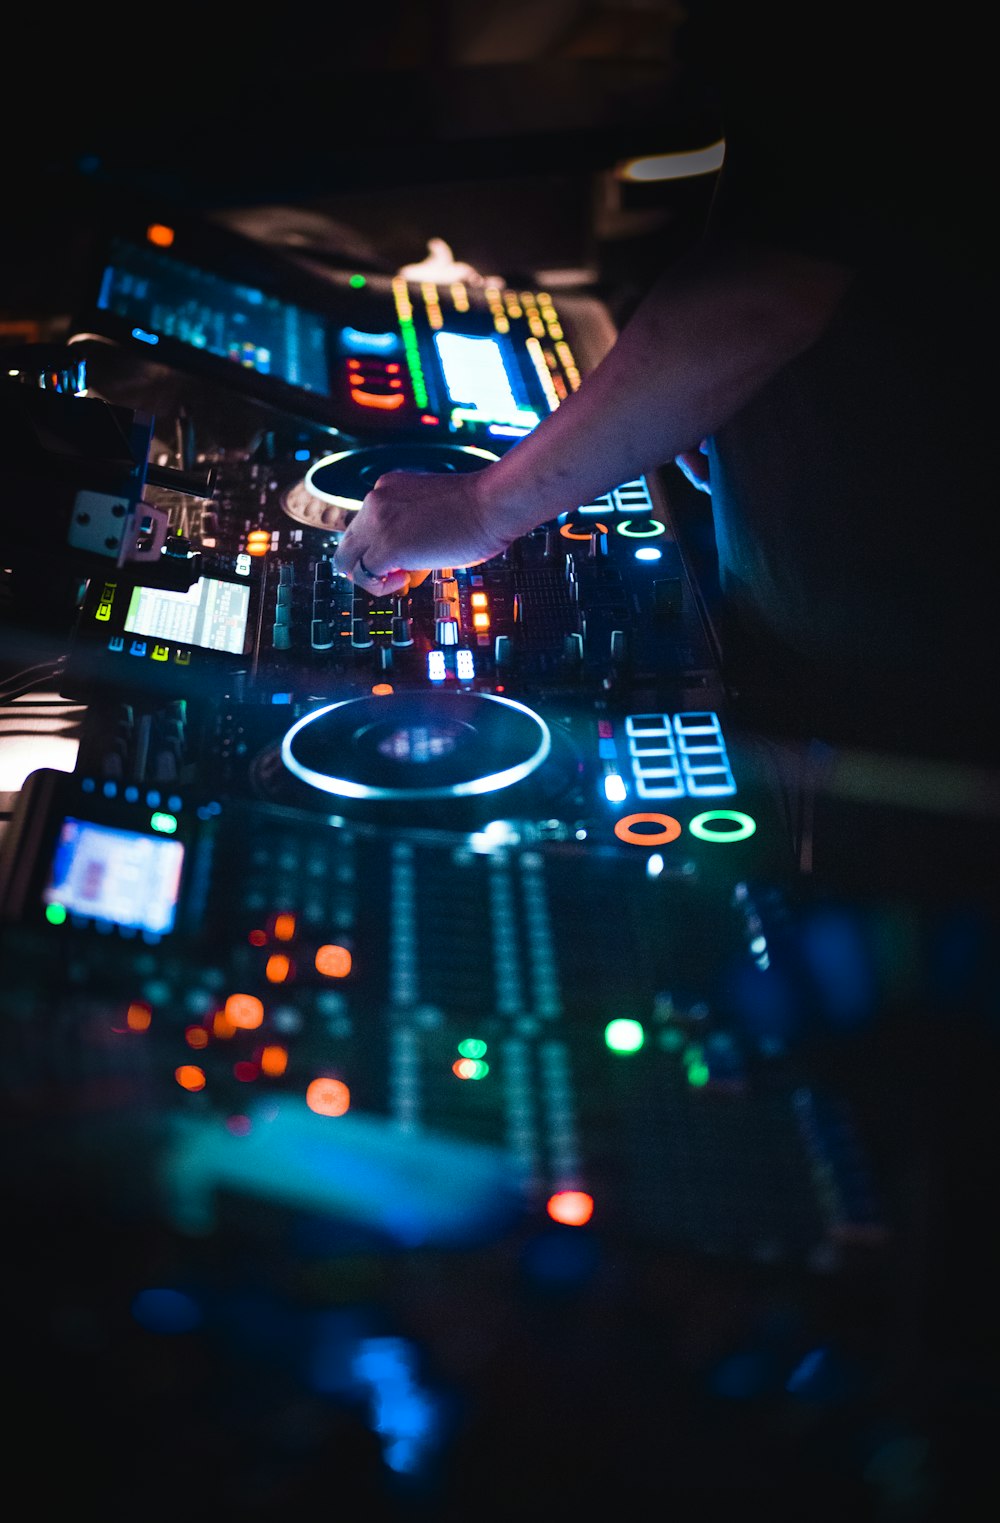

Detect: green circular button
688,809,757,843
616,518,666,538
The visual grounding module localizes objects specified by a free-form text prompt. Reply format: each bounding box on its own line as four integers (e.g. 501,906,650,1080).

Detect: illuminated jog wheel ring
280,691,552,801
301,443,500,513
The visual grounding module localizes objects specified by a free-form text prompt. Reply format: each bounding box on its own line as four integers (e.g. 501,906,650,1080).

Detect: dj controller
1,207,995,1519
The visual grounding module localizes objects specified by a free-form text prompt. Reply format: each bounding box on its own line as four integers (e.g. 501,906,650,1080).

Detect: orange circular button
613,812,682,845
560,521,608,540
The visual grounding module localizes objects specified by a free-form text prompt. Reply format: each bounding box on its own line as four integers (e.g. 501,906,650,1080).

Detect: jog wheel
250,690,582,830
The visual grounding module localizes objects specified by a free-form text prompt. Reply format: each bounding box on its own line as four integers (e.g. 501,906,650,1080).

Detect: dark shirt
687,5,996,760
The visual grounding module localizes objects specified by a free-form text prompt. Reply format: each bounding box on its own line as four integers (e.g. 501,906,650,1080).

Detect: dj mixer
1,203,991,1519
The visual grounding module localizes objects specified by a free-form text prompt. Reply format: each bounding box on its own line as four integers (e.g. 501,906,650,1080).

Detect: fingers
332,540,422,597
674,450,712,495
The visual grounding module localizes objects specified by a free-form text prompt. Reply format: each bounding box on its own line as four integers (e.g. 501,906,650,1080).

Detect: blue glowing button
578,493,614,515
340,326,399,354
674,712,723,737
683,769,737,797
629,737,675,757
625,714,673,737
612,478,654,514
634,546,663,561
635,774,685,799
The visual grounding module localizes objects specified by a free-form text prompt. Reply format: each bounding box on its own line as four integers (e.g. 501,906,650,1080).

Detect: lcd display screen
44,818,185,935
123,577,250,654
96,236,332,397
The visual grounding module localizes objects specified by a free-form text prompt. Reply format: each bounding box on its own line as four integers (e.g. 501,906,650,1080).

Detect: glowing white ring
280,694,552,800
302,446,500,512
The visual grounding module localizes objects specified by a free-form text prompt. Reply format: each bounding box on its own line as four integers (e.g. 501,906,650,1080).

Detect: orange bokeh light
185,1025,209,1049
546,1190,594,1227
260,1044,288,1077
126,1002,151,1031
175,1065,206,1092
315,944,352,979
306,1077,351,1116
225,993,264,1029
146,223,175,247
273,913,296,942
265,953,292,983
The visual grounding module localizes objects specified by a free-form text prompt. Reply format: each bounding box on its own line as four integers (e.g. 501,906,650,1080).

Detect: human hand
332,468,514,595
674,441,711,494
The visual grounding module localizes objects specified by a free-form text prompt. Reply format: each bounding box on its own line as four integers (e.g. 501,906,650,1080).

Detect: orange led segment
350,388,406,410
315,944,352,979
470,592,488,608
546,1190,594,1226
246,530,270,556
306,1077,351,1116
472,611,490,630
175,1064,206,1092
225,992,264,1029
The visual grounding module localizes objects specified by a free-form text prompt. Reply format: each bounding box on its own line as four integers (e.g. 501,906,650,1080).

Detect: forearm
478,239,852,530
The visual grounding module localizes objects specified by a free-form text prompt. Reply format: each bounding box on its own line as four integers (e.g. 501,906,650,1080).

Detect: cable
0,659,67,707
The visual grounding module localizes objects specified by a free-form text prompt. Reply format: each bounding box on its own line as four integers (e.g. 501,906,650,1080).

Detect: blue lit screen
97,237,332,395
433,331,538,429
45,818,185,934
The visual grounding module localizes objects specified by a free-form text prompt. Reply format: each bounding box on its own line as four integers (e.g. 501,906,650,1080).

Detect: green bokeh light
45,903,67,925
458,1038,488,1059
150,812,178,834
604,1017,645,1053
349,273,367,288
